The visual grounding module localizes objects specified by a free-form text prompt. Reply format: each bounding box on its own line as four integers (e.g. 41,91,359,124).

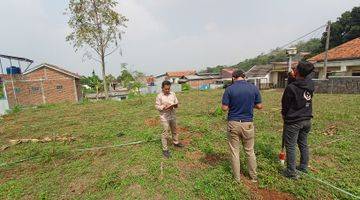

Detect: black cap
232,69,246,78
296,61,314,77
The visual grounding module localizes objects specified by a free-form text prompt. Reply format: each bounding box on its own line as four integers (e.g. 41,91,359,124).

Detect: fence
313,76,360,94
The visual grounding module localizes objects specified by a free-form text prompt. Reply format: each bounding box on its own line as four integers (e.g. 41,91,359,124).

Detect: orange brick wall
2,67,81,108
188,79,219,88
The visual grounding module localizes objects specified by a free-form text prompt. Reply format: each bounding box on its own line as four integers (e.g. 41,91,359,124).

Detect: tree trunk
101,54,109,99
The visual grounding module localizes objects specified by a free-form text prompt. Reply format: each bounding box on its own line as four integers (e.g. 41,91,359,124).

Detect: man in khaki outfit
222,69,263,183
155,80,184,158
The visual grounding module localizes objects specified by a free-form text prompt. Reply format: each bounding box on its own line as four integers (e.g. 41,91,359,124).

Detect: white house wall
314,59,360,77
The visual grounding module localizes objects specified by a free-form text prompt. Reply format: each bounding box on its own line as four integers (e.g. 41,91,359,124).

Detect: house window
352,72,360,76
56,85,63,91
31,86,41,94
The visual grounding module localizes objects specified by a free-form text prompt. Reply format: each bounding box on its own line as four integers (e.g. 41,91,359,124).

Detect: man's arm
221,89,230,111
173,93,179,108
281,86,292,118
254,87,263,110
155,95,165,111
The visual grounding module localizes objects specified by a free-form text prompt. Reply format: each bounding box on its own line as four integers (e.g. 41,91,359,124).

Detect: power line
279,24,327,49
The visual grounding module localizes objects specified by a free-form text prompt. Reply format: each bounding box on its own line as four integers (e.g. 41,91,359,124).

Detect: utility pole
323,21,331,79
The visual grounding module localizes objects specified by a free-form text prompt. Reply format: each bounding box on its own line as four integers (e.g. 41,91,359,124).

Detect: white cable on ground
74,138,160,152
297,170,360,199
0,139,160,167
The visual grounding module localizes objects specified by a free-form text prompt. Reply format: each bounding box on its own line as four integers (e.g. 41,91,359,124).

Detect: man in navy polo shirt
222,69,263,183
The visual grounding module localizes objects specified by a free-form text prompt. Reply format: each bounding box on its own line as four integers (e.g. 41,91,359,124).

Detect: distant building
220,68,235,81
154,70,196,85
308,37,360,77
178,74,221,89
245,65,273,89
0,63,82,108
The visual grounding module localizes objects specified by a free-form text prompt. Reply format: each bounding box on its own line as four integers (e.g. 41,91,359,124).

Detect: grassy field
0,89,359,200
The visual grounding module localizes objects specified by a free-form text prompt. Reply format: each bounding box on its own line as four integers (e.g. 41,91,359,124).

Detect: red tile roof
308,37,360,62
166,70,196,77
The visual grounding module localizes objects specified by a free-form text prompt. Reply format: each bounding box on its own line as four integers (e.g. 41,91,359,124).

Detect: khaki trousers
227,121,257,180
161,119,179,151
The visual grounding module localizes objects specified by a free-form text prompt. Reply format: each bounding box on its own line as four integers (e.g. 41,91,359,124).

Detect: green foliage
320,6,360,49
212,106,224,117
200,65,226,73
117,65,135,89
6,105,22,114
181,83,191,91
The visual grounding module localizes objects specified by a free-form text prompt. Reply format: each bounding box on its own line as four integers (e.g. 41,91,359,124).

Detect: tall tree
66,0,128,99
320,6,360,49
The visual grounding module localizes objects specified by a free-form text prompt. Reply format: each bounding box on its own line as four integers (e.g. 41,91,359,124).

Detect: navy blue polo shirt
222,80,262,122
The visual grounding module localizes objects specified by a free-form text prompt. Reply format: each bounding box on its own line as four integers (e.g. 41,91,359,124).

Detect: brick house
0,63,82,108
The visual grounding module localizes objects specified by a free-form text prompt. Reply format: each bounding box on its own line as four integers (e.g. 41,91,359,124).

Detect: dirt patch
144,118,160,127
178,161,207,171
178,126,202,147
185,150,204,160
125,184,147,199
177,150,207,179
202,153,228,166
323,124,337,136
0,164,39,185
312,155,337,168
69,176,94,195
177,126,189,132
241,175,295,200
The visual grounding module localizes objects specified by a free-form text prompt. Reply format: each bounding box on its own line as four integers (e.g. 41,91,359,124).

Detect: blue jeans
283,120,311,175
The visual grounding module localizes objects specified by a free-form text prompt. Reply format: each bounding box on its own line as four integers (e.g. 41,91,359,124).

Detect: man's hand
222,104,229,111
165,104,177,110
254,103,263,110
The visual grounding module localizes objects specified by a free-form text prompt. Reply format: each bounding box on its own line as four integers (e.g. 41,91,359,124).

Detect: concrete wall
314,76,360,94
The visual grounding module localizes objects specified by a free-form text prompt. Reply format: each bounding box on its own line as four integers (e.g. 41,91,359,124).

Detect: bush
212,106,224,117
6,105,22,114
182,83,191,91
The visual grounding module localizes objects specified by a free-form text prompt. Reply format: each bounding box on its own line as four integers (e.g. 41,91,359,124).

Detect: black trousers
283,120,311,174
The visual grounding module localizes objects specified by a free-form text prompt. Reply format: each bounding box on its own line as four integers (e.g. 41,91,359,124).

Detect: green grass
0,89,359,199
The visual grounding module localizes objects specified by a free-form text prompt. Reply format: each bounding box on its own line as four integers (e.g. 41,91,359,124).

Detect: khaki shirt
155,92,179,121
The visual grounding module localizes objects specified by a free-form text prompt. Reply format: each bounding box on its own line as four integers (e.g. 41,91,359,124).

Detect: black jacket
281,78,314,124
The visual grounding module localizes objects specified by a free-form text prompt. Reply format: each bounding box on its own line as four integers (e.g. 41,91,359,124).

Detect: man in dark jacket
281,61,315,179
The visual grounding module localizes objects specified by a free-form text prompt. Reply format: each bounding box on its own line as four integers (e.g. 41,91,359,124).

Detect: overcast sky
0,0,359,76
